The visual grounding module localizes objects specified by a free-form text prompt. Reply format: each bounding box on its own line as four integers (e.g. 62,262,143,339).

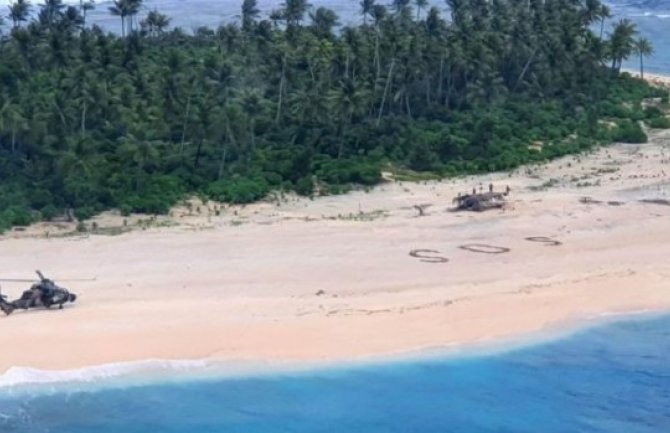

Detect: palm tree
0,99,28,154
414,0,428,20
40,0,66,26
109,0,141,36
392,0,410,15
127,0,142,33
109,0,128,36
8,0,32,28
282,0,309,27
80,0,95,27
582,0,603,26
608,19,637,72
241,0,259,31
599,4,611,40
633,37,653,79
328,78,370,157
359,0,374,25
141,9,170,37
309,7,339,38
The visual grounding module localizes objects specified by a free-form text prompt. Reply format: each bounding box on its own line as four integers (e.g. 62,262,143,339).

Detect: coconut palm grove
0,0,667,230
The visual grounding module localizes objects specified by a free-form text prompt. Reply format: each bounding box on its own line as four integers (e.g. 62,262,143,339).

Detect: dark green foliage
207,177,269,203
644,106,664,119
613,120,648,143
315,158,382,186
645,116,670,129
0,0,664,231
294,177,315,196
0,206,35,229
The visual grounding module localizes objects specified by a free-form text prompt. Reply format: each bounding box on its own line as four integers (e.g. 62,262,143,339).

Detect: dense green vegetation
0,0,668,231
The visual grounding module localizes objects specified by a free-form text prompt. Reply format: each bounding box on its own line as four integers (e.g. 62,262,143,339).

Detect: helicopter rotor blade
0,277,97,282
0,279,36,283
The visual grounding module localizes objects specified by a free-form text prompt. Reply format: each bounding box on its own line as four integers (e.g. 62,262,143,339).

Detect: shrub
40,204,60,221
316,158,382,187
645,116,670,129
644,106,664,119
295,177,315,196
612,120,647,143
207,177,270,203
75,206,96,221
1,206,35,227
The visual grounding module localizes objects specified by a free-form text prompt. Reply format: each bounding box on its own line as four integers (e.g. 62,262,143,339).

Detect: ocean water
1,1,668,73
1,313,669,433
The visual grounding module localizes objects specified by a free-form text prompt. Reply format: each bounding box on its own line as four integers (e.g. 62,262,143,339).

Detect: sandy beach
623,69,670,88
1,124,670,374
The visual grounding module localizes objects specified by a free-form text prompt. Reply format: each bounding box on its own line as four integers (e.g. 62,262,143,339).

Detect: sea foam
0,359,211,393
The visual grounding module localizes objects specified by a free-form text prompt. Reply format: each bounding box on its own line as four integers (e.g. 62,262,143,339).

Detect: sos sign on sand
409,237,562,263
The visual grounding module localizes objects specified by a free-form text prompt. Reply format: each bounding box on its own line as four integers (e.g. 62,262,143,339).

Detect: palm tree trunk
374,28,381,84
513,48,537,92
194,139,204,168
218,140,228,180
377,59,395,126
405,92,412,118
438,55,444,103
640,55,644,80
81,102,87,137
220,117,236,178
337,118,345,159
276,57,286,124
180,95,192,156
249,119,256,153
425,74,431,105
11,125,16,154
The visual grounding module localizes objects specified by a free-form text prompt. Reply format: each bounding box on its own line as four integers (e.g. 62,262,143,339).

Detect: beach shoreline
2,121,670,376
622,68,670,87
1,308,666,392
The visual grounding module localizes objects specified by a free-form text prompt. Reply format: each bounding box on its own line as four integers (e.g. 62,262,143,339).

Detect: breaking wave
0,359,216,395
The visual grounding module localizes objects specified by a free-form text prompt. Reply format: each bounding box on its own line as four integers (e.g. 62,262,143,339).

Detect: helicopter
0,271,79,316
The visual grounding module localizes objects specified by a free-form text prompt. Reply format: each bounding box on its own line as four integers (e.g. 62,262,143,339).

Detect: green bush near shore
646,116,670,129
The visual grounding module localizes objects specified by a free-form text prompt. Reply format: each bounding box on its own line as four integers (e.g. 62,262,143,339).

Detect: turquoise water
1,314,669,432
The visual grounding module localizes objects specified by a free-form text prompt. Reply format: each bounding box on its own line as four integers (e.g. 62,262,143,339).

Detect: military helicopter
0,271,79,316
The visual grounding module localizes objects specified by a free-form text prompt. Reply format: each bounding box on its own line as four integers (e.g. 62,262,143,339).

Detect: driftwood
413,204,432,217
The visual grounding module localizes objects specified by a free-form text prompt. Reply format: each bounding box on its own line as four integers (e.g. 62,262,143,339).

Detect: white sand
1,127,670,374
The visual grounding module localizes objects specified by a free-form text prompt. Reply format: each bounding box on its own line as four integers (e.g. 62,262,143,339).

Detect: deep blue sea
1,0,668,74
1,314,669,433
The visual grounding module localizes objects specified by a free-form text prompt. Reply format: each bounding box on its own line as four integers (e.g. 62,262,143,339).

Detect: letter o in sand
409,249,449,263
458,243,510,254
525,236,562,246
